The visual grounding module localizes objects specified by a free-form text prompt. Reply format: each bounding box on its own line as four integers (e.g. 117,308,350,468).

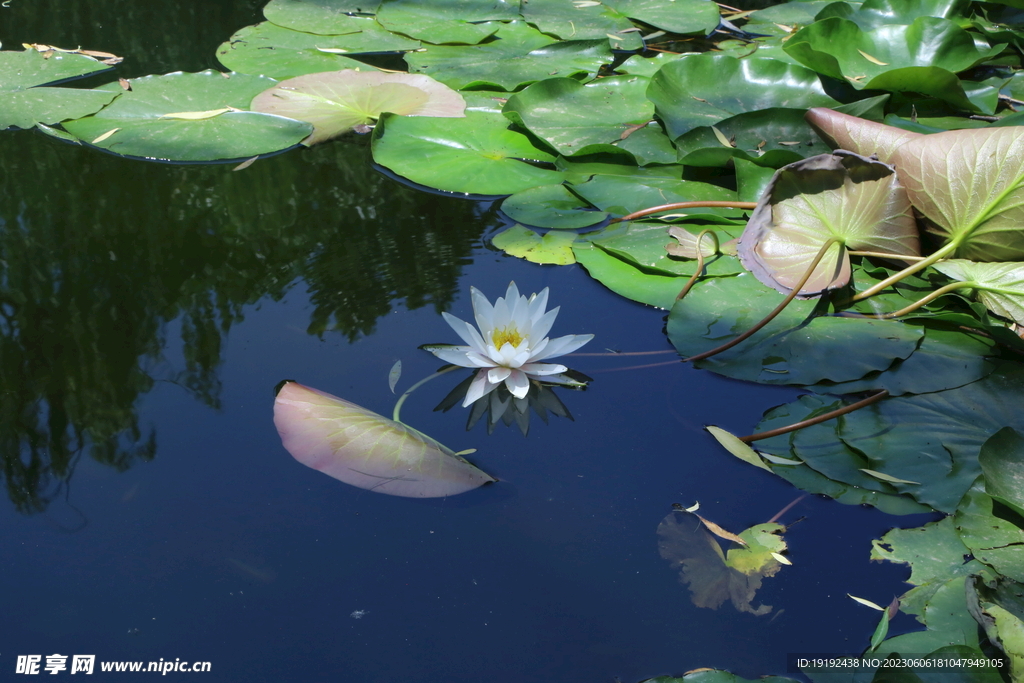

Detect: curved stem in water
683,238,840,363
847,250,926,263
393,365,461,424
739,390,889,443
676,229,719,302
611,200,758,224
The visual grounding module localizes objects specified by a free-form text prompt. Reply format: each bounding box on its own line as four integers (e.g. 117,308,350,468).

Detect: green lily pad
666,272,923,384
783,17,1002,109
569,174,742,220
502,76,654,157
749,395,934,516
934,260,1024,326
891,126,1024,262
251,70,465,145
573,241,687,308
756,362,1024,513
0,48,120,130
674,108,834,168
0,47,114,90
370,111,563,195
738,151,920,296
491,225,577,264
979,427,1024,520
263,0,382,34
807,325,997,397
646,54,841,139
216,22,400,79
61,71,313,162
406,21,613,91
615,124,677,165
603,0,721,35
590,222,743,277
956,480,1024,582
520,0,643,50
376,0,516,45
500,184,607,229
843,0,972,30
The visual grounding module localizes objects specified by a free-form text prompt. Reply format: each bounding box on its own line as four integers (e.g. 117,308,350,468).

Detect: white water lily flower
426,282,594,406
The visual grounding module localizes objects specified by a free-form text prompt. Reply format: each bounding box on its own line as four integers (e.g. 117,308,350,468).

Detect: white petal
426,345,480,368
521,362,568,376
527,287,549,323
532,333,594,361
442,312,488,353
463,369,501,407
504,281,521,303
528,336,549,361
470,287,495,336
491,294,511,333
487,366,512,384
465,351,499,368
530,306,559,342
504,369,530,399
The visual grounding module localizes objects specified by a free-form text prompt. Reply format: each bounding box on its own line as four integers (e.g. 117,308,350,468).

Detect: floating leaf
738,151,919,297
376,0,516,45
592,222,743,277
646,54,841,139
491,225,577,265
216,22,393,80
406,21,612,91
520,0,643,50
602,0,721,36
979,427,1024,520
706,426,772,472
262,0,384,35
500,184,607,230
891,126,1024,262
502,76,654,157
371,111,562,196
274,381,495,498
667,273,923,385
849,594,886,611
252,70,465,145
573,241,688,309
388,360,402,394
955,480,1024,582
160,107,234,120
62,71,312,162
696,514,748,546
860,468,921,485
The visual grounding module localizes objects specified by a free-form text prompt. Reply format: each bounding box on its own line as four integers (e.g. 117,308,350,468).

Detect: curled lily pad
61,71,313,162
891,126,1024,262
251,70,465,145
934,260,1024,326
738,151,919,296
805,107,923,163
274,381,495,498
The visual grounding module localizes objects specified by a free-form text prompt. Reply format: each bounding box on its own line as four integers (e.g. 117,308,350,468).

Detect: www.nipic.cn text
16,655,212,675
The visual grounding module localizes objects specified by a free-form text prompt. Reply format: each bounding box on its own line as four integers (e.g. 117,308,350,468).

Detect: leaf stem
847,250,925,262
850,241,957,301
393,365,461,424
676,229,719,302
683,239,839,363
738,390,889,443
611,201,758,224
863,281,975,319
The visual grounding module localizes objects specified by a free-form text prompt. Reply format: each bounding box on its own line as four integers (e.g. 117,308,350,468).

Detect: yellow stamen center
491,326,524,349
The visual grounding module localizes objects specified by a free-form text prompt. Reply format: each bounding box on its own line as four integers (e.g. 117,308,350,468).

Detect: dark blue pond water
1,3,937,682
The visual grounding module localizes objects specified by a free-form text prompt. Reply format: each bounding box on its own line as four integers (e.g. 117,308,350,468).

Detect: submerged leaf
738,151,919,296
274,381,495,498
252,70,465,146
